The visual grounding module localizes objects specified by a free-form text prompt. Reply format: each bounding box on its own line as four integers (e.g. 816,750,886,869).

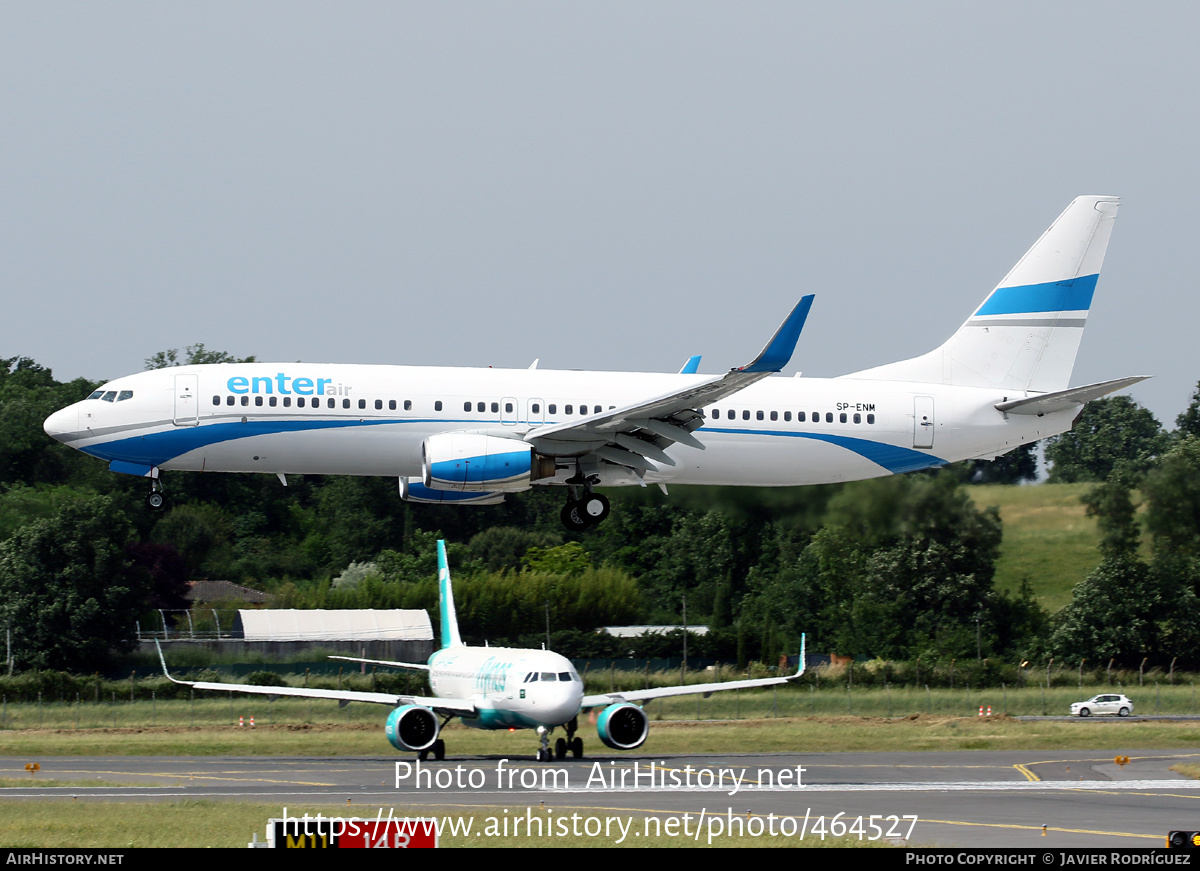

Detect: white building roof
238,609,433,642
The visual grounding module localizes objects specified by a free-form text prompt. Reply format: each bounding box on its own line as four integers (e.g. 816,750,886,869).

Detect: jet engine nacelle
596,703,649,750
385,704,440,752
422,433,556,493
399,477,506,505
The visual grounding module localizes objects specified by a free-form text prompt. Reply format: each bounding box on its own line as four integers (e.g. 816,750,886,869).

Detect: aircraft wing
580,637,806,708
525,296,814,467
155,643,474,716
328,655,431,671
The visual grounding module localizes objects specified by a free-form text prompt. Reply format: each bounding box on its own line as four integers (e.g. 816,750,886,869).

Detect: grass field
968,482,1106,612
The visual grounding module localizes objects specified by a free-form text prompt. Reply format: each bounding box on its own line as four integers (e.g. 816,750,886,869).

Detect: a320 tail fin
845,196,1119,394
437,540,463,649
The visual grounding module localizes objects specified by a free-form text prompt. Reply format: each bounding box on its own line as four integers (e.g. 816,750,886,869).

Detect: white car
1070,694,1134,717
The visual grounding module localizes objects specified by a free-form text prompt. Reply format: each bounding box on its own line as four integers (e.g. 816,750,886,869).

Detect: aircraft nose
43,406,78,442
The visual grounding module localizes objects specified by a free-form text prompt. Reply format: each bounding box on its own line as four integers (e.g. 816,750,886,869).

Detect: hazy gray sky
3,3,1195,427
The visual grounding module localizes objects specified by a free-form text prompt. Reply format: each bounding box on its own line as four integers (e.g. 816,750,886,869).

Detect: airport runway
5,750,1200,847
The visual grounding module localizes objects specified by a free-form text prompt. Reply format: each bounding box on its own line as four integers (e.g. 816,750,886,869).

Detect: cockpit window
101,391,117,402
539,672,558,682
87,390,104,400
559,672,573,681
117,391,133,402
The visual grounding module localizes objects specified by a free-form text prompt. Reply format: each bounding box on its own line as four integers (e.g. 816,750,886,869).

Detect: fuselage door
173,374,199,427
913,395,935,449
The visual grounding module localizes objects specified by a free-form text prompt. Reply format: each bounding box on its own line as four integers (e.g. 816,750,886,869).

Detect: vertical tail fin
845,196,1119,393
437,540,463,649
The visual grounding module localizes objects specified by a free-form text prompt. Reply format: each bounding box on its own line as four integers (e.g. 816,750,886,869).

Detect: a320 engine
595,703,649,750
422,433,557,493
385,705,439,752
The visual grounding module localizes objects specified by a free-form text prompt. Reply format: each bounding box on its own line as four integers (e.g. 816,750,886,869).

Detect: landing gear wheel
418,748,429,761
555,738,567,760
147,492,164,510
536,748,549,762
561,502,590,532
571,737,583,759
580,493,610,524
433,739,446,760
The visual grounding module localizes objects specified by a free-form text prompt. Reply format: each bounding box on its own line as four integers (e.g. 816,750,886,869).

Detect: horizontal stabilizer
995,376,1150,415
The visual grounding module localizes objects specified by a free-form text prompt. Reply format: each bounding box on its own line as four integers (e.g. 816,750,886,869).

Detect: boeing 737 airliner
46,197,1145,529
158,540,806,760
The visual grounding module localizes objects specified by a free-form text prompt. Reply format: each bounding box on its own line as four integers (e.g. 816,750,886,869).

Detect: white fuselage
43,362,1077,487
427,645,583,730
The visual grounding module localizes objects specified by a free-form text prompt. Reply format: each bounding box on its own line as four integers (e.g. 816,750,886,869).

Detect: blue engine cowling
596,703,649,750
422,433,556,493
385,704,440,752
399,477,506,505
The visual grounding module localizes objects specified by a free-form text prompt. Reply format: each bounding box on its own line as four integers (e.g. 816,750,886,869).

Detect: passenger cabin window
404,400,412,411
375,400,383,410
388,400,396,410
435,401,443,411
226,396,235,406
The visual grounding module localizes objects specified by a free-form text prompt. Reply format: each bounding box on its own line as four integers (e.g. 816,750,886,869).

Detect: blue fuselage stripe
706,427,945,474
81,417,943,476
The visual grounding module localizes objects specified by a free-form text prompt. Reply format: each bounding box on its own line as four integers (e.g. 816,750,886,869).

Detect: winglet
790,633,807,679
154,639,188,686
738,296,814,374
438,540,463,649
679,355,702,375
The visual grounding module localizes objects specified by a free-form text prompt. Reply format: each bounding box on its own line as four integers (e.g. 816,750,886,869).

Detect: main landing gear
537,719,584,762
417,739,446,761
560,470,610,531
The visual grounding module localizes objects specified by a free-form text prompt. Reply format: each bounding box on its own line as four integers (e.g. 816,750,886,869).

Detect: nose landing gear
146,477,166,510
